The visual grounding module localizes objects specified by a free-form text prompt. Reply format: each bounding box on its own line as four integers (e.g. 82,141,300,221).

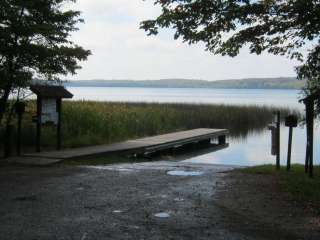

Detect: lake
67,87,317,166
68,87,303,110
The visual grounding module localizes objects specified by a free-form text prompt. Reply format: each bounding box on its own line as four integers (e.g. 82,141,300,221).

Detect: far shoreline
63,77,305,90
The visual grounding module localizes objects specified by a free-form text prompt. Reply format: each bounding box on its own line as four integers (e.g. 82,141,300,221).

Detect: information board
41,99,58,125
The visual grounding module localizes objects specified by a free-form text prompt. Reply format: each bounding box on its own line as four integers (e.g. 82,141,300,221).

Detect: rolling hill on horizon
64,77,305,90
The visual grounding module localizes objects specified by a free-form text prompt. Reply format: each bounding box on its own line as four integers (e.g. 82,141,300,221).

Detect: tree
141,0,320,94
0,0,91,123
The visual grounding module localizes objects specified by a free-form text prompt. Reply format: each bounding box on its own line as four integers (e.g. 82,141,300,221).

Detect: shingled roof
30,85,73,99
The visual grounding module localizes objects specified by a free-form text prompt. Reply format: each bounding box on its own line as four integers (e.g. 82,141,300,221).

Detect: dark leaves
141,0,320,93
0,0,91,90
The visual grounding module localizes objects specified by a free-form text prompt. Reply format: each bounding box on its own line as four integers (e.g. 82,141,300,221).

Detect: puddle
112,210,123,213
174,197,185,202
167,170,204,176
154,212,170,218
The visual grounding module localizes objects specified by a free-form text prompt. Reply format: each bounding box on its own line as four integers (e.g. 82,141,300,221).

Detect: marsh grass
1,101,299,151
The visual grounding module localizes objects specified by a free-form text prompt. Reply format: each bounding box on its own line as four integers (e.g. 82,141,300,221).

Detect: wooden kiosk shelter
300,90,320,178
30,85,73,152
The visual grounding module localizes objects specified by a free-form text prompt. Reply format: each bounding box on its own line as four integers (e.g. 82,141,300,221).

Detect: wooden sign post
30,85,73,152
304,98,315,178
285,115,298,171
276,111,281,170
268,125,277,156
15,101,26,156
299,92,319,178
268,111,281,169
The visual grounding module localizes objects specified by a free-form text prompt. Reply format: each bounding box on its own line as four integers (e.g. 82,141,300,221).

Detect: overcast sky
67,0,299,81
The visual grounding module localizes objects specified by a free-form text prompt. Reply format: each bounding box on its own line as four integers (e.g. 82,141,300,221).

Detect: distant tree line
66,77,305,89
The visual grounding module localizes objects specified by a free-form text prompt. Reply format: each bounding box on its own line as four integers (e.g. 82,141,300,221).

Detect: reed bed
1,101,299,151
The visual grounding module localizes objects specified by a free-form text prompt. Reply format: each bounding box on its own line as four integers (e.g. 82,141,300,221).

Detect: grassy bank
2,101,298,151
242,165,320,209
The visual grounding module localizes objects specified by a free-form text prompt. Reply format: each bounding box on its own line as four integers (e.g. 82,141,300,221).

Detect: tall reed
1,101,299,151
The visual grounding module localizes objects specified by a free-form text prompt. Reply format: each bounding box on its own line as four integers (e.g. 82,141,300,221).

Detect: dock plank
17,128,228,165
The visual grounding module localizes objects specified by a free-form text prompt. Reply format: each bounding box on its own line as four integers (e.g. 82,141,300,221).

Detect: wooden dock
10,128,228,165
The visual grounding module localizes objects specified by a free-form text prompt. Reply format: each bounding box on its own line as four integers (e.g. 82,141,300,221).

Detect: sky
67,0,299,81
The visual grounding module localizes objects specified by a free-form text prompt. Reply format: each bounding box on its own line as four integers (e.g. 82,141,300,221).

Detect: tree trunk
0,84,12,125
0,55,14,125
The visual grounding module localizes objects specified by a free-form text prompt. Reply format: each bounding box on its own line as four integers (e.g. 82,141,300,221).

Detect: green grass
1,101,299,151
242,164,320,209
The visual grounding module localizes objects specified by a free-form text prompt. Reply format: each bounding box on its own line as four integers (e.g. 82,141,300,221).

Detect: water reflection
183,126,318,166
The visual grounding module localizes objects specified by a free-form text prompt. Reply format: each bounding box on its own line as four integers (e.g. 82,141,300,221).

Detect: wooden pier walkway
9,128,228,165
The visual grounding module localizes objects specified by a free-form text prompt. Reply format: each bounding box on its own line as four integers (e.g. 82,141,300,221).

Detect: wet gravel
0,162,317,239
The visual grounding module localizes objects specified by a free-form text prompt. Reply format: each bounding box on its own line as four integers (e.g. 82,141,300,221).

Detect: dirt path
215,170,320,240
0,162,318,239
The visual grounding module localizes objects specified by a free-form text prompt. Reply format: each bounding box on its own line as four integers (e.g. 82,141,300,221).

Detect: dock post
218,135,226,145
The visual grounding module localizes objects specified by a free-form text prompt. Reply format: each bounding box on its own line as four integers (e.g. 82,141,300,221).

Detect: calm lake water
67,87,317,166
68,87,303,110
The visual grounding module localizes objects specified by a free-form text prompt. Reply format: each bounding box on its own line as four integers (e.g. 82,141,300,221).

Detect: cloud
67,0,299,80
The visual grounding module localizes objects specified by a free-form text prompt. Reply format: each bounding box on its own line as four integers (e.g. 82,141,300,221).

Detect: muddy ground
0,161,319,240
